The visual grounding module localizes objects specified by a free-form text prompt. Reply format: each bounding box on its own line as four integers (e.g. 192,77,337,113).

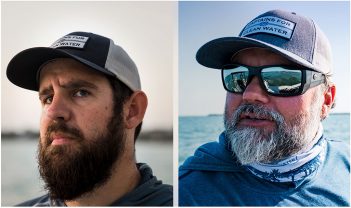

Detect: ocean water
179,113,350,164
1,139,172,206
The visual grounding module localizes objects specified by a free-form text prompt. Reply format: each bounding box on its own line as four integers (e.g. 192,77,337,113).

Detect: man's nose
45,95,71,122
242,77,269,104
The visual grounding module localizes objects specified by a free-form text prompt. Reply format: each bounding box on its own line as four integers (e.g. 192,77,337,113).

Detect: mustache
45,122,84,144
231,103,284,126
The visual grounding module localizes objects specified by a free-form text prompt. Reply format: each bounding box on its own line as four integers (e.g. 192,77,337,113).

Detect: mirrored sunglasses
222,64,326,97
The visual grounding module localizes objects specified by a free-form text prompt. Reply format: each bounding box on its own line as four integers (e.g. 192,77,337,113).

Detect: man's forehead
38,78,99,94
231,48,296,65
38,58,109,90
39,58,106,81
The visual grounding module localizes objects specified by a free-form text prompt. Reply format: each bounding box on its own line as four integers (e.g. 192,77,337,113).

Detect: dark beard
38,109,125,201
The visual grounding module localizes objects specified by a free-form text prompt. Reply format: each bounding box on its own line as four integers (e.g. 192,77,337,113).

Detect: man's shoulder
112,163,173,206
326,138,350,148
16,194,51,206
179,135,243,174
326,138,350,157
324,138,350,169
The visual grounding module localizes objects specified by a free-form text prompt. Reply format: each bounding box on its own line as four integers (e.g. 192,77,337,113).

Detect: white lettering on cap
51,35,89,49
241,16,296,39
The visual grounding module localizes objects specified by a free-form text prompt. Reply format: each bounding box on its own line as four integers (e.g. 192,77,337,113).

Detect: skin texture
39,60,115,146
38,58,148,206
225,48,336,143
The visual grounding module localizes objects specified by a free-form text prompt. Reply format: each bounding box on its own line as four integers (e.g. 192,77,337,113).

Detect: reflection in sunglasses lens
223,66,303,96
262,69,301,95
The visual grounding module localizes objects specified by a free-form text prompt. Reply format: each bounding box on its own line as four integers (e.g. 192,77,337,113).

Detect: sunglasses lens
261,67,302,95
223,66,249,93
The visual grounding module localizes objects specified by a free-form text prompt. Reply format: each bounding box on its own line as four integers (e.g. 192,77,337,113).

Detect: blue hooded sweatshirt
179,133,350,206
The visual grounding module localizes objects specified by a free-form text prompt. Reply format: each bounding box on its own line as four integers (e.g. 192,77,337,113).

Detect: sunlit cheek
39,107,50,142
80,114,104,141
39,123,46,146
225,93,242,113
279,101,308,126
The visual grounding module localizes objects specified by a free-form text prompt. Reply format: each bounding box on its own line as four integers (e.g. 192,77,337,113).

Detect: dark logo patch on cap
51,35,89,49
241,16,296,39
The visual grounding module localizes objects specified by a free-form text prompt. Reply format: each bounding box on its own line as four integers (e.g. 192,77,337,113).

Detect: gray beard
224,94,322,165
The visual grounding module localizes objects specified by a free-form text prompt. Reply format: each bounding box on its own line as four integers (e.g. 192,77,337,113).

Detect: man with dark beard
179,10,349,206
6,32,172,206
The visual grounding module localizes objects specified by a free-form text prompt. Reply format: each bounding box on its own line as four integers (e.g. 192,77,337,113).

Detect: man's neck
299,122,323,154
64,159,141,206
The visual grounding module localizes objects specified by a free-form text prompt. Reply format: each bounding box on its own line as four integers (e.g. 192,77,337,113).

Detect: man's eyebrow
39,86,53,99
39,80,99,98
62,80,99,91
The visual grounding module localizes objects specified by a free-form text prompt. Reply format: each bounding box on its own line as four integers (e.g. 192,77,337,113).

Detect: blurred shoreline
1,129,173,143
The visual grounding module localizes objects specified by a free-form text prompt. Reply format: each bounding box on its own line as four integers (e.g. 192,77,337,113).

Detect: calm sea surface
1,140,172,206
179,113,350,164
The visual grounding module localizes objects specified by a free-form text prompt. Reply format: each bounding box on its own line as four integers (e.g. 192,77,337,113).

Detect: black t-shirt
17,163,173,206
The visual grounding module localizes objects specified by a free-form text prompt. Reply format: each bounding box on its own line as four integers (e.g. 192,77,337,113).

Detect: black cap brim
196,36,316,71
7,47,115,91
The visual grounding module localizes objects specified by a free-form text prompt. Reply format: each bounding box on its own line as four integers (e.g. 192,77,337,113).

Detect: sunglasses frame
221,64,326,97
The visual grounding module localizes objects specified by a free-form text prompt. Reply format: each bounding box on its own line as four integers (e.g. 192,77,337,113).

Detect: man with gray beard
179,10,349,206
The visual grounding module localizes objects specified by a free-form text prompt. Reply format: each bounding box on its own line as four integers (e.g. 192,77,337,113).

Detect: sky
179,1,350,116
2,1,176,132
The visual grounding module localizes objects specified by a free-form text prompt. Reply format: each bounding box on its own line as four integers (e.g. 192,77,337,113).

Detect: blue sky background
179,1,350,116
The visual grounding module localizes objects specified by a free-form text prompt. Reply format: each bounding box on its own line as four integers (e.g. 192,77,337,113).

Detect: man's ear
321,84,336,120
123,91,148,129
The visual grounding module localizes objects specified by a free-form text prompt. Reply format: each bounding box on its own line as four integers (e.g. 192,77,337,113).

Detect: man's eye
74,89,90,97
43,96,53,104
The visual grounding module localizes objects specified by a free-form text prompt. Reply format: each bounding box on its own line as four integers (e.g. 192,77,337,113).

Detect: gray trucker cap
196,9,333,75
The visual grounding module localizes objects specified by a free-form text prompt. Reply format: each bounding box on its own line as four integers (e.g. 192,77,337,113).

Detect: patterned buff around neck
246,124,327,183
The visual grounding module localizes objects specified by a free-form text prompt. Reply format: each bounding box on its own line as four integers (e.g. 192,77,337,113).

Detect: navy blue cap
7,32,141,91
